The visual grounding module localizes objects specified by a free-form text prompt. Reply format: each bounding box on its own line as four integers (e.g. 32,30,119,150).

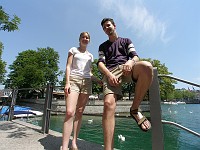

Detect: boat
176,101,186,104
163,101,178,105
0,105,43,118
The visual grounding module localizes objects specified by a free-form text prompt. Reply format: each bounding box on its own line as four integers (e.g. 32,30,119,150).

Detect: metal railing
1,83,53,134
3,68,200,149
41,83,53,134
149,68,164,150
7,89,18,121
162,120,200,137
158,74,200,88
149,68,200,150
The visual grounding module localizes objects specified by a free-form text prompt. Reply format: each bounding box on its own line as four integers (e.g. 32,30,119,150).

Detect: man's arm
98,62,111,77
122,47,140,76
98,62,120,86
131,55,139,63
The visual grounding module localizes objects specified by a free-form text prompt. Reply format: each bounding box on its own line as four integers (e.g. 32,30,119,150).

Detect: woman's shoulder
69,47,79,54
69,47,78,51
87,50,93,56
86,51,93,61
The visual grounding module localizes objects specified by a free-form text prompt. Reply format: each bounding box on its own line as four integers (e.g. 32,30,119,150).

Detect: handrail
149,68,164,150
158,74,200,87
149,70,200,150
159,74,200,138
162,120,200,137
7,89,18,121
41,83,53,134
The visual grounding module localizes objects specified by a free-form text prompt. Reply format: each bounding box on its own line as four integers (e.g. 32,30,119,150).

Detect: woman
61,32,101,150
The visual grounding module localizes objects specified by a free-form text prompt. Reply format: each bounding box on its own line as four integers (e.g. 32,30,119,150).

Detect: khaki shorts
70,76,92,94
102,65,133,99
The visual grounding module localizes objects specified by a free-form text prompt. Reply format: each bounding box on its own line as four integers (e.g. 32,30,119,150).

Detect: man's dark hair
101,18,115,27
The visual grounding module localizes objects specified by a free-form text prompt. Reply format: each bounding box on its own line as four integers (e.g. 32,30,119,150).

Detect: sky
0,0,200,90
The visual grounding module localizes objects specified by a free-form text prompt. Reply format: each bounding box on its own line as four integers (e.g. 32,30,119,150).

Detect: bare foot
130,108,151,131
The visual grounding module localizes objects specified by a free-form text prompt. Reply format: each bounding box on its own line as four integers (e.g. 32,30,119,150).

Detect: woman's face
79,33,90,46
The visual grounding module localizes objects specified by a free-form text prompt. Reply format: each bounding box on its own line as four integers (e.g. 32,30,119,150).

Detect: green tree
8,50,41,88
8,47,60,90
0,6,21,32
0,6,21,84
181,89,195,100
142,58,177,100
58,70,65,87
173,89,183,99
0,42,6,83
37,47,61,85
91,59,103,95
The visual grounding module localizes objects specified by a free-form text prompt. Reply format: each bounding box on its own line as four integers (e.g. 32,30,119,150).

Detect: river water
35,104,200,150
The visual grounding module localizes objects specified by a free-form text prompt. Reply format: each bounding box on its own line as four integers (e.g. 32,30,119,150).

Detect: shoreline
16,99,150,115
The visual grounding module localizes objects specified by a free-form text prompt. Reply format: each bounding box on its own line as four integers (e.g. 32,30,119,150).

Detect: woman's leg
62,92,79,150
71,93,89,149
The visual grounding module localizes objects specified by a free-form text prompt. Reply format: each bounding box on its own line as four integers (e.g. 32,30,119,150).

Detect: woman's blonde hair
79,32,90,42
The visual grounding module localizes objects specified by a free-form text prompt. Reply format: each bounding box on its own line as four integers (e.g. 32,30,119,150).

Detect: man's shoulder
119,37,131,41
99,40,109,48
118,37,132,44
100,40,109,45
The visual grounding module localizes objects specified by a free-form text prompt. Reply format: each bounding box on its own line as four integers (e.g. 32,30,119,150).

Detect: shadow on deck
0,120,104,150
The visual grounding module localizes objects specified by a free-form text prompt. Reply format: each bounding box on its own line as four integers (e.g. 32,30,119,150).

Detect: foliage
0,6,21,32
7,47,60,89
37,47,61,85
141,58,177,100
0,42,6,83
0,6,20,83
91,59,103,94
173,89,195,100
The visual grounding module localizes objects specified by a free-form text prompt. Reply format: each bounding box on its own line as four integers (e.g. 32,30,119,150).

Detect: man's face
102,21,116,36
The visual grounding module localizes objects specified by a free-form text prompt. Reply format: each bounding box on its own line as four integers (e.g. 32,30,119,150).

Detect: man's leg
131,61,153,130
103,94,117,150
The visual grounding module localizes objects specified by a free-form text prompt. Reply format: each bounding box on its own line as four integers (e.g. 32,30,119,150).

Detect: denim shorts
70,76,92,94
102,65,132,99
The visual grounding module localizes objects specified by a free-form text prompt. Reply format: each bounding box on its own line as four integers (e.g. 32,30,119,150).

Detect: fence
149,69,200,150
1,68,200,150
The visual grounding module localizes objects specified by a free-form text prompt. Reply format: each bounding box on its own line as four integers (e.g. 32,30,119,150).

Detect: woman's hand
64,83,71,96
97,80,103,86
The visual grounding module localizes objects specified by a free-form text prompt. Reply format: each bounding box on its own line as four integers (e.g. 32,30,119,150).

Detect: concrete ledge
17,99,150,115
0,120,104,150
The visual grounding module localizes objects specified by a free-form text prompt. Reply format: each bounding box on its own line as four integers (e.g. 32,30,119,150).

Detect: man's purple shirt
98,37,138,70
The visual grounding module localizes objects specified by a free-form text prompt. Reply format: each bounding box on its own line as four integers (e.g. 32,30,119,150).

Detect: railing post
8,89,18,121
41,83,53,134
149,68,164,150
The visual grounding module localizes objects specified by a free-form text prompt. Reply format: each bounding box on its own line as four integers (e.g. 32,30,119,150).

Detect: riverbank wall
16,98,150,115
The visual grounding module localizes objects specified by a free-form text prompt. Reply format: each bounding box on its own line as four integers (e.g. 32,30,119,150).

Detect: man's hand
122,60,135,76
107,73,120,87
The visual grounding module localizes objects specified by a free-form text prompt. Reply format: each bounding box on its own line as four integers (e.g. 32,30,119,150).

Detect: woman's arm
90,72,102,85
65,52,73,96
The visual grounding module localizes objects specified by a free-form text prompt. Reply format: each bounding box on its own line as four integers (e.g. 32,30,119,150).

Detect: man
97,18,153,150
